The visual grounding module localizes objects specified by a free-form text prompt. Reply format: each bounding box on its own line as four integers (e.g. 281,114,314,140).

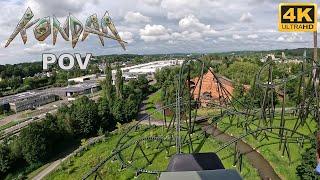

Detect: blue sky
0,0,318,64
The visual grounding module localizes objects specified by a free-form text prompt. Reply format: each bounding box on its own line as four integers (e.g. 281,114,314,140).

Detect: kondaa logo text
5,8,127,70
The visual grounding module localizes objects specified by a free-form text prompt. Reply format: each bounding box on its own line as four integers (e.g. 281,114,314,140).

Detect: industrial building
61,60,183,98
68,74,98,83
113,60,184,81
61,83,100,97
0,92,57,113
117,60,183,74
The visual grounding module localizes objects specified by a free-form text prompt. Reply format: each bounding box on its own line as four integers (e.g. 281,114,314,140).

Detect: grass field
145,89,169,120
214,113,316,180
42,92,314,180
45,125,259,180
0,117,32,132
0,114,7,120
0,120,20,132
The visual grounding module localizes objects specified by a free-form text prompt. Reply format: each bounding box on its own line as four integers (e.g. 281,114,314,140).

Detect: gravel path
202,124,281,180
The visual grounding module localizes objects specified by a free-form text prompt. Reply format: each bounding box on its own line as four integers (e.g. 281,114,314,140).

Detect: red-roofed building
192,70,249,107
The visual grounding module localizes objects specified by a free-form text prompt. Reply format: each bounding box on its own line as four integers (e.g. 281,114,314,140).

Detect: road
32,158,64,180
31,136,104,180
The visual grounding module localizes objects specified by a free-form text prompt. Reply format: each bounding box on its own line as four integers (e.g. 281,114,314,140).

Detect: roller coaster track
83,56,319,179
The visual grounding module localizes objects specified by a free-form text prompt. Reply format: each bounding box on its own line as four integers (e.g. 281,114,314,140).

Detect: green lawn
43,94,312,180
45,125,259,180
0,117,31,132
0,114,7,120
215,114,316,180
0,111,14,121
0,120,18,132
145,90,167,120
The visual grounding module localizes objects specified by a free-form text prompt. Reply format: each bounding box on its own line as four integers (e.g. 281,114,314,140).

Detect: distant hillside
214,48,319,59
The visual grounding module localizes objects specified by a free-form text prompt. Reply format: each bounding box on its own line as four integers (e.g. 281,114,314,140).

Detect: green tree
219,61,260,84
98,97,115,131
19,115,61,165
20,123,49,164
135,75,149,94
296,139,319,179
68,96,100,137
112,98,125,123
115,66,123,99
124,94,139,121
0,144,11,174
102,63,113,102
232,83,246,107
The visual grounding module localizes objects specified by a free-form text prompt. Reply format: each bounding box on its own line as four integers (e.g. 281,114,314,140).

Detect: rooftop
62,83,99,93
0,92,52,104
112,60,184,75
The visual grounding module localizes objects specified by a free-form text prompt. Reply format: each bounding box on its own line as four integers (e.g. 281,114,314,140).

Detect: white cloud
161,0,201,19
119,31,134,43
140,24,171,42
218,37,227,41
24,42,54,54
124,11,151,23
232,34,242,40
0,1,24,32
239,12,253,22
179,14,216,35
171,31,202,41
140,0,161,6
1,40,12,48
256,29,276,33
0,0,315,64
276,33,305,43
139,14,216,43
26,0,98,17
248,34,258,39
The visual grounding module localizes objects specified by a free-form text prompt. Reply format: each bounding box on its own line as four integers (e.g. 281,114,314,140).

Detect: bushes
69,97,100,137
218,61,260,85
0,114,66,177
0,143,11,174
98,98,113,131
296,139,320,180
19,114,64,165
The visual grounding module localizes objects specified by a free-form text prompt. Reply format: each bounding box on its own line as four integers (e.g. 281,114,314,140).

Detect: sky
0,0,319,64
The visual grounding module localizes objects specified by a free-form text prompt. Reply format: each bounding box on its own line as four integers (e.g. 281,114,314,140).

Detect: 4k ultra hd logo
279,3,317,32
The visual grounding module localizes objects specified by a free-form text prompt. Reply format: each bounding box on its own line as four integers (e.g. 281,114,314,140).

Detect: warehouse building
0,92,57,113
115,60,184,75
110,60,184,82
61,83,100,97
68,74,98,83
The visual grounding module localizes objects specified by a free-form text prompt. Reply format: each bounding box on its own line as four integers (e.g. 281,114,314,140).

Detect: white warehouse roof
112,60,184,75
